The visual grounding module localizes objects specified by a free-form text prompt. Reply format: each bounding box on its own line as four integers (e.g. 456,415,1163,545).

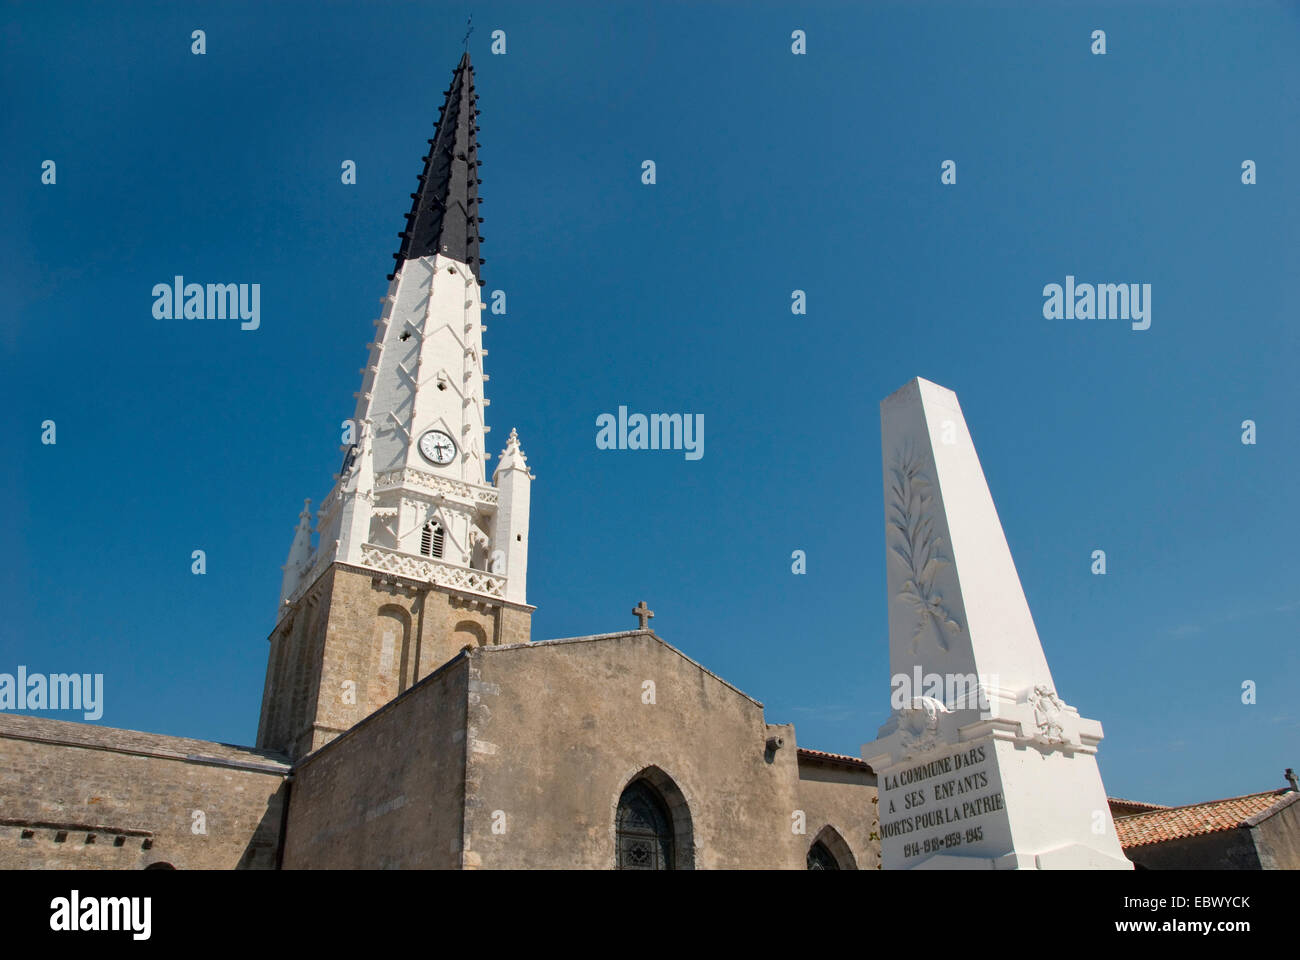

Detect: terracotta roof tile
1114,789,1295,849
797,747,872,771
1108,797,1172,815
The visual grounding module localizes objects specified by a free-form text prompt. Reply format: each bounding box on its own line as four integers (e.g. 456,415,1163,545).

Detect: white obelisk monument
862,378,1131,869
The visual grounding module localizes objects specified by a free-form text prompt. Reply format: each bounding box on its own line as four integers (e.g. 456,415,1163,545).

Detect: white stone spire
273,56,530,620
258,53,535,763
357,254,490,486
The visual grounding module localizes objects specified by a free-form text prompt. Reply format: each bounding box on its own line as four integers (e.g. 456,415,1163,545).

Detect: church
0,53,878,871
4,51,1293,873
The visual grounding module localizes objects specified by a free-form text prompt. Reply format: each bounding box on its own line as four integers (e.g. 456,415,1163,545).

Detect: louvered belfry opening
390,51,485,284
421,522,445,559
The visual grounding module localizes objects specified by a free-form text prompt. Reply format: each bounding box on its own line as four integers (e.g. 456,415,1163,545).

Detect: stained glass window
616,779,674,870
807,840,840,870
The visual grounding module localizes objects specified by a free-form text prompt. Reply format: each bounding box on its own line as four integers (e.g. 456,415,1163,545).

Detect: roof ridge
1125,787,1291,817
491,630,764,707
1108,796,1172,812
1242,790,1300,827
797,747,872,770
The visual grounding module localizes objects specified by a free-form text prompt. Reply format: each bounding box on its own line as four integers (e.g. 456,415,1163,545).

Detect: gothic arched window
421,521,444,559
616,780,674,870
806,841,840,870
806,825,857,870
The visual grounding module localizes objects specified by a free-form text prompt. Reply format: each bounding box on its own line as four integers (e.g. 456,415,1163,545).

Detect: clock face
418,430,457,466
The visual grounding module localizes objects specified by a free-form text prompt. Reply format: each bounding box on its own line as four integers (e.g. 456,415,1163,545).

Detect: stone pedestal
862,378,1130,870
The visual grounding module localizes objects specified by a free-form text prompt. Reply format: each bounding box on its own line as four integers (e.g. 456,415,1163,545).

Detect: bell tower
257,53,535,760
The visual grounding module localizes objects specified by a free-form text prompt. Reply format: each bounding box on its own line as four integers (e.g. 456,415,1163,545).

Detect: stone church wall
1252,799,1300,869
796,759,881,869
460,632,825,869
280,653,470,869
0,714,288,870
1125,829,1261,869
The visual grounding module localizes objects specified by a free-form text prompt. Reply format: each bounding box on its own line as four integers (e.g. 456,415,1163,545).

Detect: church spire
260,50,534,759
392,52,484,284
294,47,528,589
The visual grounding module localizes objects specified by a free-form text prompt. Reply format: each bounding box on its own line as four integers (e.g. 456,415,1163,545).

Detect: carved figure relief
1028,685,1066,744
895,696,951,759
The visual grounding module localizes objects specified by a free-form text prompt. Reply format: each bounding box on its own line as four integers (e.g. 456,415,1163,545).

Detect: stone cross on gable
632,601,654,631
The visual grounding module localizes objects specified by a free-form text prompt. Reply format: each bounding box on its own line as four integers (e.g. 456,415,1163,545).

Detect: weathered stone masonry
0,713,289,870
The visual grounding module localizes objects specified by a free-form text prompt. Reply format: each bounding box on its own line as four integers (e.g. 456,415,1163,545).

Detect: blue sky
3,1,1297,806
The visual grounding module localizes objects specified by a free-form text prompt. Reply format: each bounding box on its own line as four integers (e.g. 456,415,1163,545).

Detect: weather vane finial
462,15,473,51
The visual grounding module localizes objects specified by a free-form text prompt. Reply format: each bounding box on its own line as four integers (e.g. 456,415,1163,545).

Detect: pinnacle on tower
390,52,484,284
278,498,314,610
494,427,532,478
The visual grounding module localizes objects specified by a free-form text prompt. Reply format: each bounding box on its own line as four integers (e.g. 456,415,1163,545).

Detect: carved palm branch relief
887,446,962,653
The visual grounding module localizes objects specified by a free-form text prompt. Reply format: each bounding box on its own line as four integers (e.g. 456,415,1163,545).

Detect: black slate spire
391,52,484,283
